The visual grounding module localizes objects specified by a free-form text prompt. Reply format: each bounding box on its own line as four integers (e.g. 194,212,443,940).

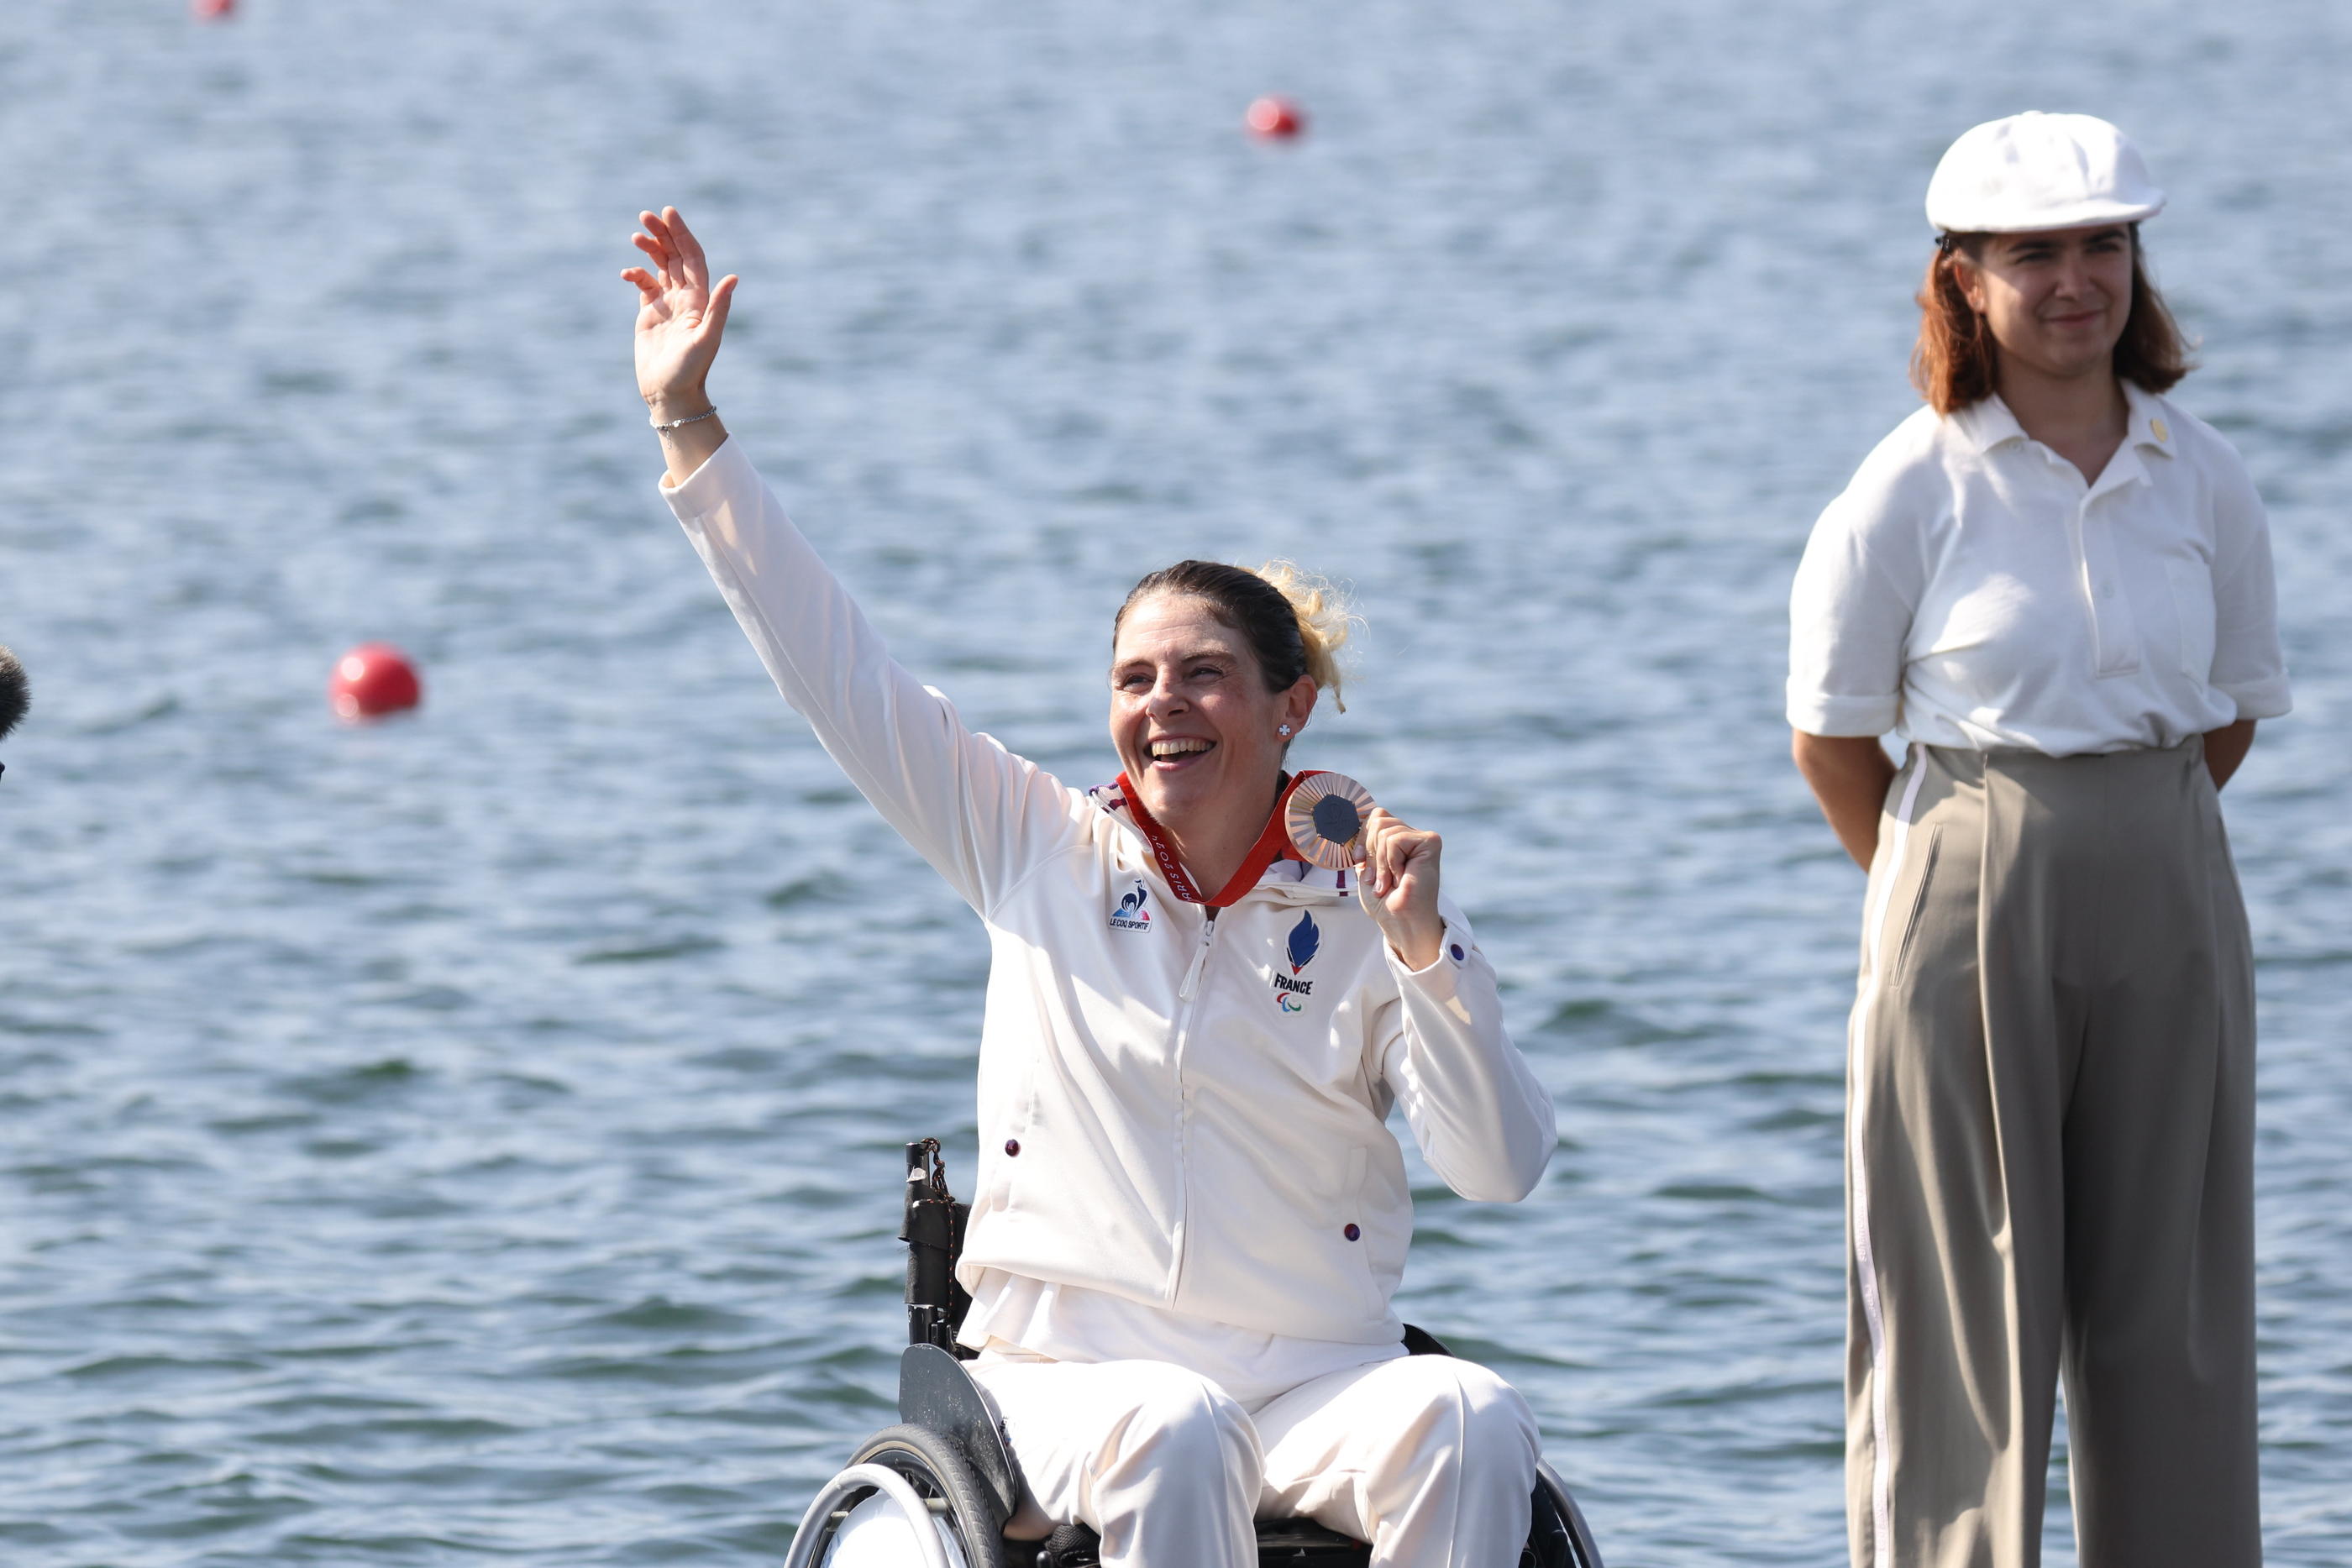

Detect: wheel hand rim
782,1462,955,1568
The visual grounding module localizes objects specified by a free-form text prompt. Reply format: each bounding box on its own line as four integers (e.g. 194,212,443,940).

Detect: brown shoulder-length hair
1909,228,2192,415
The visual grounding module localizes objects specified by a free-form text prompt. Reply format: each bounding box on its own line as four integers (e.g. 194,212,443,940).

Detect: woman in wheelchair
627,208,1561,1567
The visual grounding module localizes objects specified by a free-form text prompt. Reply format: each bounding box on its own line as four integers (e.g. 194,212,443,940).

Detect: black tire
848,1422,1009,1568
1523,1461,1604,1568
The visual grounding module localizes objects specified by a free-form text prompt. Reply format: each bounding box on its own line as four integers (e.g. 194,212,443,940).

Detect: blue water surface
2,1,2347,1562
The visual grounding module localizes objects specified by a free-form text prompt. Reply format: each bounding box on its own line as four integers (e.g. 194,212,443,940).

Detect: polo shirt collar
2121,380,2177,458
1951,384,2178,461
1950,394,2029,454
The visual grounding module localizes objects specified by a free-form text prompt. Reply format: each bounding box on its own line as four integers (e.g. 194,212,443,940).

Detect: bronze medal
1284,772,1377,870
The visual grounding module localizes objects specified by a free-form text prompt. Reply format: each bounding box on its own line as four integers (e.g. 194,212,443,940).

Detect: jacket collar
1088,781,1353,905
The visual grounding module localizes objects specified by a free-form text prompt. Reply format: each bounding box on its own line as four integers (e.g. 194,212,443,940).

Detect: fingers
1352,808,1393,892
634,212,686,288
620,266,659,301
630,232,677,300
632,208,718,299
1353,809,1439,899
1349,808,1445,968
664,206,710,289
703,273,738,335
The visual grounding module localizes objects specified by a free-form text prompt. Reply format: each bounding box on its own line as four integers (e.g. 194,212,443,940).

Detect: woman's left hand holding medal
1355,808,1445,971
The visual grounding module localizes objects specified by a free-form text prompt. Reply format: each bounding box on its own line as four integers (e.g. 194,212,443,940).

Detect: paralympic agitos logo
1273,910,1320,1013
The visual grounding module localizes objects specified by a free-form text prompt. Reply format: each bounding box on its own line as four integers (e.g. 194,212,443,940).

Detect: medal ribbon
1114,769,1328,907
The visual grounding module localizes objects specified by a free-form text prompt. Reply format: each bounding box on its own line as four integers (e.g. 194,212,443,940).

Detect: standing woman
1788,114,2288,1568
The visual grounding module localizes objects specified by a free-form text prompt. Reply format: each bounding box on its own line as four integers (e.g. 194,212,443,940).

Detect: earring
1278,724,1294,737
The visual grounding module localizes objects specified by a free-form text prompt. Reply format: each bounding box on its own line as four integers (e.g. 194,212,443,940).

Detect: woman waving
625,208,1556,1567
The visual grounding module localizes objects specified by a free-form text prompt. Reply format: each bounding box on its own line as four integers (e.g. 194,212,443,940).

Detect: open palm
622,207,738,410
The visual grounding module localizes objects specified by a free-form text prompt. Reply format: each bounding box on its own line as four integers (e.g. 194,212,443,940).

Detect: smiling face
1955,223,2136,385
1109,591,1318,837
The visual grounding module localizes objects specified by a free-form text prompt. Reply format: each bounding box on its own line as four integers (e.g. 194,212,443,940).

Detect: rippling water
3,1,2348,1563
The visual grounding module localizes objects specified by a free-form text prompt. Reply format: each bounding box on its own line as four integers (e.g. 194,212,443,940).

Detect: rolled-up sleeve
2206,452,2292,721
1787,481,1918,737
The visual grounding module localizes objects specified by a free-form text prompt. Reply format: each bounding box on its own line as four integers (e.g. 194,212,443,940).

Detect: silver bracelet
650,405,718,433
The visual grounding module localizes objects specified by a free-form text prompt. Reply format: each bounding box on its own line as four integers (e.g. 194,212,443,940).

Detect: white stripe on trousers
1850,750,1927,1568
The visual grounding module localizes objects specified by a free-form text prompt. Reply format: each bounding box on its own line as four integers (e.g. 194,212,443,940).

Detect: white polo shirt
1788,382,2290,755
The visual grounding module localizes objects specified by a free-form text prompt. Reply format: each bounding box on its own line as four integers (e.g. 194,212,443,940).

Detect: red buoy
1246,97,1305,139
329,643,423,722
192,0,236,19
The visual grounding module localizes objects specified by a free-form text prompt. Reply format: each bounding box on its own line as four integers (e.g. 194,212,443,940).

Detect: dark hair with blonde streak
1116,560,1357,711
1910,228,2193,417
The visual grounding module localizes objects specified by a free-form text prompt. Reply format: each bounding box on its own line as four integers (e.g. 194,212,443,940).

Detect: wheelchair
782,1141,1604,1568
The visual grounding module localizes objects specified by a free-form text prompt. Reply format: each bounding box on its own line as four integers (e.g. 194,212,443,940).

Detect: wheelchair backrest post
900,1138,974,1356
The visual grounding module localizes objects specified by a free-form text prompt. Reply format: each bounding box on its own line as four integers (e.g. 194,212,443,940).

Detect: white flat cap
1925,112,2166,234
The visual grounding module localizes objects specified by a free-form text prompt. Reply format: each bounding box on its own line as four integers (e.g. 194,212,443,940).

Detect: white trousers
968,1354,1538,1568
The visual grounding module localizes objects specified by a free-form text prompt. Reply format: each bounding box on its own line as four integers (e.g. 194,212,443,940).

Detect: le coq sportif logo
1108,880,1152,931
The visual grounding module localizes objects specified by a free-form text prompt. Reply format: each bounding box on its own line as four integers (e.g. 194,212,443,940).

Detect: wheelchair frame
782,1141,1604,1568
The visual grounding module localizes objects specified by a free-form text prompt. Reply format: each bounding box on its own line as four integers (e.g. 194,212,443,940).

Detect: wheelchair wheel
785,1422,1007,1568
1522,1460,1604,1568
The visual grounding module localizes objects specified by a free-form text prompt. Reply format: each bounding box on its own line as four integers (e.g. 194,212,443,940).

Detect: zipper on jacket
1166,906,1220,1300
1177,906,1219,1001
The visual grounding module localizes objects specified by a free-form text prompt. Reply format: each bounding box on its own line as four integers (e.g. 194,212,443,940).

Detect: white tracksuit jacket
666,439,1557,1346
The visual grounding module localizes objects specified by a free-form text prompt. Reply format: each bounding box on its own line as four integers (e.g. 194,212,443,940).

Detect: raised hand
622,207,738,422
1354,807,1445,971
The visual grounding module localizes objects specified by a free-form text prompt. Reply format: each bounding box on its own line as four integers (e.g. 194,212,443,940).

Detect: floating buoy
1246,97,1304,139
329,643,423,722
192,0,236,19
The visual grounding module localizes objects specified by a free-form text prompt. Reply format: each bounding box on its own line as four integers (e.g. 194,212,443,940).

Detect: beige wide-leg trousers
969,1353,1539,1568
1845,738,2261,1568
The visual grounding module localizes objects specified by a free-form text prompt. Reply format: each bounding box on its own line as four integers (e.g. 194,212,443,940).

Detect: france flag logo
1287,910,1320,975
